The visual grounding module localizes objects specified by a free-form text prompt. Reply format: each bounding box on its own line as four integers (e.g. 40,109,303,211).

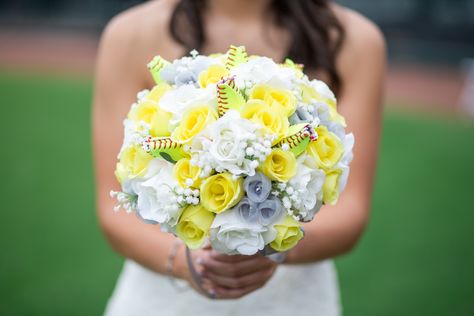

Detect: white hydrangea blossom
190,110,274,178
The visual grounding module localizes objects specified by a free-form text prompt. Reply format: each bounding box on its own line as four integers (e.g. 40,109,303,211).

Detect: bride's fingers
202,256,274,277
214,281,267,299
210,251,259,263
203,264,276,289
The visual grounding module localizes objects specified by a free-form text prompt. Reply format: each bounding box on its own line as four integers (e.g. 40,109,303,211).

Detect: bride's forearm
284,194,370,264
97,201,189,279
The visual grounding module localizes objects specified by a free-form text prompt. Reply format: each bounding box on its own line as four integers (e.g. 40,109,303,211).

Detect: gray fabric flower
236,197,258,223
289,106,313,125
256,196,284,226
160,56,213,87
244,172,271,203
237,196,284,226
174,69,197,86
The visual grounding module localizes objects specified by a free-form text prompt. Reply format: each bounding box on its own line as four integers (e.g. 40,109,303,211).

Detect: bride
93,0,385,314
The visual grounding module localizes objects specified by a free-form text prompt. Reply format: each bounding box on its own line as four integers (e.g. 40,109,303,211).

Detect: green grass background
0,72,473,315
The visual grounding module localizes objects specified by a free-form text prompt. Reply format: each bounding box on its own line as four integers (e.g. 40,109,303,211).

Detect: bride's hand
200,250,278,299
173,245,217,297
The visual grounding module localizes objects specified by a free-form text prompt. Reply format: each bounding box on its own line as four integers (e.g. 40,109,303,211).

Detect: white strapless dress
104,259,341,315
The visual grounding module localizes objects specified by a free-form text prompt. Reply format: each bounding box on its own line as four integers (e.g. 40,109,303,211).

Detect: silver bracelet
165,239,188,291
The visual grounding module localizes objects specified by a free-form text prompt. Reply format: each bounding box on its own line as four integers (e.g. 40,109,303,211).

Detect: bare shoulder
94,0,181,108
97,0,181,76
331,4,386,75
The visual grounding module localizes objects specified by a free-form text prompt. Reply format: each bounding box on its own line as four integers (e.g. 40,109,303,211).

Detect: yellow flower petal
306,126,343,170
260,149,297,182
322,168,343,205
250,84,296,117
171,105,217,143
270,216,303,252
176,204,215,249
200,173,244,213
198,64,229,88
173,158,202,188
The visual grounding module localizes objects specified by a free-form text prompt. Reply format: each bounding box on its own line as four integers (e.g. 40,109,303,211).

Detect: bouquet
111,46,354,255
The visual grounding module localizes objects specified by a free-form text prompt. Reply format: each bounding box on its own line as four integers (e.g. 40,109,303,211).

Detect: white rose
118,118,152,157
195,110,260,176
334,133,354,195
340,133,354,166
133,161,182,229
230,57,294,90
310,79,336,104
120,158,166,194
210,208,276,255
337,164,350,195
159,84,217,129
290,156,326,221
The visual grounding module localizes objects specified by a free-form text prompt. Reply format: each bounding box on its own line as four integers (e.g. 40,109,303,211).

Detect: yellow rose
270,216,304,252
260,148,297,182
322,168,343,205
146,83,172,103
198,64,229,88
115,145,152,183
306,126,343,170
173,158,202,188
240,100,289,143
176,204,215,249
250,84,296,116
114,162,128,185
299,84,346,126
171,105,217,144
200,173,244,214
128,99,172,137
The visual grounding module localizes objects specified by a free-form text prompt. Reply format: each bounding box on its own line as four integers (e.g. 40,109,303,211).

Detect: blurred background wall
1,0,474,62
0,1,473,315
1,0,474,111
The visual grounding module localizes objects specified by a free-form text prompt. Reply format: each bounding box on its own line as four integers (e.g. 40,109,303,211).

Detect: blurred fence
0,0,473,64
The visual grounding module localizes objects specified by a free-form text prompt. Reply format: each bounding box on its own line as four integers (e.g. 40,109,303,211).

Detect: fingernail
195,257,204,265
208,289,216,299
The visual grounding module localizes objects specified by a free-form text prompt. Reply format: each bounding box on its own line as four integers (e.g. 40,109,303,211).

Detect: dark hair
169,0,345,93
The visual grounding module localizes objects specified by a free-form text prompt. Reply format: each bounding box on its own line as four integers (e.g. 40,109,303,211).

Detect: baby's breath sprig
271,182,307,222
174,186,200,207
190,132,275,178
110,191,138,214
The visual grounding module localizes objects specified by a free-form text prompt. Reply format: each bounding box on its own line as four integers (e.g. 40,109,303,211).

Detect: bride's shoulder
331,4,386,80
332,3,385,49
98,0,181,67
